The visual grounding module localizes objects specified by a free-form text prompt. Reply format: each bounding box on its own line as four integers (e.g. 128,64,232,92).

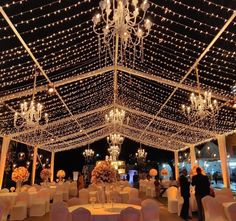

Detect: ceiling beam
120,124,188,146
116,104,216,136
11,105,112,138
0,66,114,103
41,123,109,147
54,132,112,152
117,66,232,102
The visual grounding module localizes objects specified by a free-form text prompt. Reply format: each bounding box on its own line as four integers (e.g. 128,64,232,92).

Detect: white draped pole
50,151,55,182
217,135,230,188
190,144,196,169
174,150,179,181
0,136,11,189
31,146,38,185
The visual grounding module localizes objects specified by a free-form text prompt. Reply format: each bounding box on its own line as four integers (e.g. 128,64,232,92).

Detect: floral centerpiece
91,161,116,184
11,167,30,192
56,169,66,182
40,168,51,182
149,168,158,177
190,165,206,177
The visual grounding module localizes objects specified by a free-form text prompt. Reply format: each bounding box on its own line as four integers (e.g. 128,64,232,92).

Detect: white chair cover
67,197,82,207
71,207,91,221
215,188,234,199
79,189,89,204
141,203,160,221
166,186,178,213
215,195,234,204
127,198,142,206
0,199,11,221
123,187,131,192
120,207,140,221
202,196,227,221
50,202,69,221
225,202,236,221
141,199,158,207
28,191,46,217
28,187,37,193
129,188,139,200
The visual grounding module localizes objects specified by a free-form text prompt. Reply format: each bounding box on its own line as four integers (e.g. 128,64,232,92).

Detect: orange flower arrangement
12,167,30,183
149,168,158,177
160,168,168,176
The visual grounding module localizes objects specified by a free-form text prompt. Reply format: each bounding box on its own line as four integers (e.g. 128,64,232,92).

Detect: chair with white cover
10,192,28,220
202,195,227,221
79,189,89,204
53,191,63,203
128,198,142,206
166,186,178,213
141,202,160,221
39,188,51,212
28,187,37,193
67,198,82,207
215,188,234,199
28,191,47,217
224,202,236,221
146,181,156,197
50,202,69,221
139,180,145,193
120,207,140,221
0,199,12,221
123,187,131,193
215,195,234,204
141,199,158,207
129,188,139,200
69,184,77,198
71,207,91,221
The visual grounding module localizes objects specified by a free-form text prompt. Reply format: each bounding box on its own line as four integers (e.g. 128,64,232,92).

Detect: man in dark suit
179,169,190,221
192,167,210,221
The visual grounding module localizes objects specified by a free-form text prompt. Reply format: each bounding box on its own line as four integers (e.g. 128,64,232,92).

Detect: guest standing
192,167,210,221
179,169,190,221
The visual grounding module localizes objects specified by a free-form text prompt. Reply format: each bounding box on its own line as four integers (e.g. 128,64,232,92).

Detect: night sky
54,137,174,178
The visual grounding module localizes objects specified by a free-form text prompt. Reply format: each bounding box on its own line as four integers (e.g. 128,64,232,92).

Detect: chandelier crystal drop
14,69,49,129
107,133,124,145
93,0,152,63
105,108,126,125
181,67,219,120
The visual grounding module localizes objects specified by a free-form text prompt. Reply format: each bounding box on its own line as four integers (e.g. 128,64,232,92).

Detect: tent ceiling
0,0,235,152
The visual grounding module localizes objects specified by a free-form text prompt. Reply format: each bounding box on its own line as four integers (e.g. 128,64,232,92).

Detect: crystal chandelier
181,67,219,120
83,145,95,162
135,145,147,163
108,144,120,161
107,133,124,145
14,69,49,129
92,0,152,63
105,108,126,125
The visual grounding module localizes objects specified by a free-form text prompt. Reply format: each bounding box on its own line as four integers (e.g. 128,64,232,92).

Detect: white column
31,146,38,185
50,151,55,182
0,136,11,189
174,151,179,181
190,144,196,169
217,135,230,188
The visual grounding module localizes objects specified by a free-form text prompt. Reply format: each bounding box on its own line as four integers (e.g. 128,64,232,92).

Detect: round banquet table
69,203,141,221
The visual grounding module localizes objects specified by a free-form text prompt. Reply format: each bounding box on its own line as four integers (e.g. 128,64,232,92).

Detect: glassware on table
90,196,96,208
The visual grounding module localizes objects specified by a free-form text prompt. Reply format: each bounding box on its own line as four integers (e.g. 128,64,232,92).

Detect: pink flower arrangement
91,161,116,184
40,168,51,181
12,167,30,183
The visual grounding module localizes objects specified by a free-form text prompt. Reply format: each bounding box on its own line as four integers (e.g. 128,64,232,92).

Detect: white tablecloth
0,192,17,206
69,203,141,221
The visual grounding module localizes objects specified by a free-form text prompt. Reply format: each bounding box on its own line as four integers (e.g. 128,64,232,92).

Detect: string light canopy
181,67,219,121
92,0,152,63
13,68,49,129
0,0,235,153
